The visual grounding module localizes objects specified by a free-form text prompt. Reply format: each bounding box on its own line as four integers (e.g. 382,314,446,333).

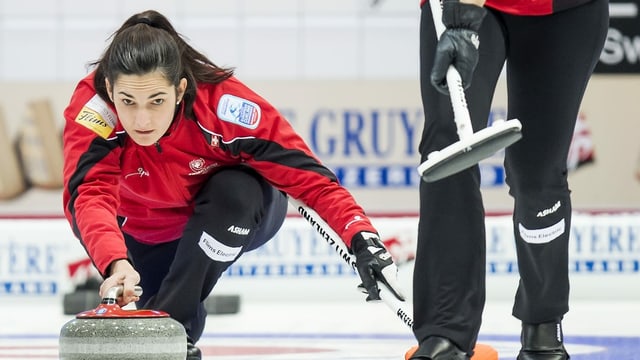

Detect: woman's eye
152,99,165,105
122,98,134,105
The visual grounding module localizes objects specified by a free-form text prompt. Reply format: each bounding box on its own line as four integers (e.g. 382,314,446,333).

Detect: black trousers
415,0,608,353
124,166,287,342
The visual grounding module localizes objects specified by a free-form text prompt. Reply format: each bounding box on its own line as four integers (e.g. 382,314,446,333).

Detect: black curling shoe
186,338,202,360
518,321,570,360
409,336,470,360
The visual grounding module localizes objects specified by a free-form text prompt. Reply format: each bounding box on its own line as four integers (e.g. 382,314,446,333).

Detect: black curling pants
124,166,287,342
414,0,608,353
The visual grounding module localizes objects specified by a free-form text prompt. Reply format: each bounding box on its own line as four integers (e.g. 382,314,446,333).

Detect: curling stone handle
430,0,474,140
102,285,143,304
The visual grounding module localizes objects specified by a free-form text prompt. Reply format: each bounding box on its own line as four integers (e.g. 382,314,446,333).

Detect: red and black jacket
63,71,376,276
420,0,595,15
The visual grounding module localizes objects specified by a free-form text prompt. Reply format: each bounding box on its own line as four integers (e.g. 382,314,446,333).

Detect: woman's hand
100,259,141,307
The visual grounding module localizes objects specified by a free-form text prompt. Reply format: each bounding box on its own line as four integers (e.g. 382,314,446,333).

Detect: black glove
351,231,405,302
431,0,486,95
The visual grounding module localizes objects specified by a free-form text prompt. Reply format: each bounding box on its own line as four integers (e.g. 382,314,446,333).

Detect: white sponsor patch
198,231,242,262
216,94,261,129
74,94,117,138
518,218,565,244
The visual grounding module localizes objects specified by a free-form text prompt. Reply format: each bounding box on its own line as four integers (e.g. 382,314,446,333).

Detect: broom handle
430,0,474,140
289,198,413,329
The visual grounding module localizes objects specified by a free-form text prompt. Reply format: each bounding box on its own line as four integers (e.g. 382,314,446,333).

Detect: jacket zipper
150,139,189,203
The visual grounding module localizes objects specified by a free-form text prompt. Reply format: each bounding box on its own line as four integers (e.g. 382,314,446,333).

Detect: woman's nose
135,110,152,128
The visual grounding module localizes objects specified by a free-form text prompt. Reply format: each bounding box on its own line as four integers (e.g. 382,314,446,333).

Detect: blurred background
0,0,638,327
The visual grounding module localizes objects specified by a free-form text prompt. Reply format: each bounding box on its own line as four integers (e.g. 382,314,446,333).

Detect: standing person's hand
100,259,141,306
351,231,405,302
431,0,487,95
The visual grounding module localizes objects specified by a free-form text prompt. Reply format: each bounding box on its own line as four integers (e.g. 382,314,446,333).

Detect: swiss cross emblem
210,136,220,147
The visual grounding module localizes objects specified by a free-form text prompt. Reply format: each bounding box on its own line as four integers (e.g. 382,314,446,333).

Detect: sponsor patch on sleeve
74,94,117,139
216,94,261,129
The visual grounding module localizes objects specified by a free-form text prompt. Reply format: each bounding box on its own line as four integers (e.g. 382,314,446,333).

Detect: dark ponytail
92,10,234,119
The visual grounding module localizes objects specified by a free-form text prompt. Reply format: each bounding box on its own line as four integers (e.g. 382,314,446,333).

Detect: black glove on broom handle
429,0,486,139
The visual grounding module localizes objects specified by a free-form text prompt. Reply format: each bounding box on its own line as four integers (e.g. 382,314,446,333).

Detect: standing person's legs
412,3,506,357
126,166,287,342
502,0,608,356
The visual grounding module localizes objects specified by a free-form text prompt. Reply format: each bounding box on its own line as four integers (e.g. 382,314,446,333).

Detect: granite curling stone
59,285,187,360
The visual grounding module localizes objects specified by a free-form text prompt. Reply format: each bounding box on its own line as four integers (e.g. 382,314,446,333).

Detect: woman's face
107,71,187,146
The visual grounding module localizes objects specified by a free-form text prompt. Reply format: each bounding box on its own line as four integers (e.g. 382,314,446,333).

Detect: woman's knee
190,168,268,248
196,168,265,217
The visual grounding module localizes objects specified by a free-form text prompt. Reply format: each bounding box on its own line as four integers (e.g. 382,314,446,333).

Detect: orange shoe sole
405,343,498,360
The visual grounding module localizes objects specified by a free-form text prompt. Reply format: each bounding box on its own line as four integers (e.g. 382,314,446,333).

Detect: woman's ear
105,78,114,102
176,78,187,104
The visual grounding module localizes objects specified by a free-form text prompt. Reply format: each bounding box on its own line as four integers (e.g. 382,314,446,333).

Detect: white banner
0,212,639,302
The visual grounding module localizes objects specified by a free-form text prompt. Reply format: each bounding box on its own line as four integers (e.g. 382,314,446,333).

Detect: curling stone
204,294,241,315
59,285,187,360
